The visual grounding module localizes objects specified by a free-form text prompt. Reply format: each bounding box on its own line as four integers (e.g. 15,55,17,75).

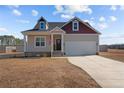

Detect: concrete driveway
68,55,124,88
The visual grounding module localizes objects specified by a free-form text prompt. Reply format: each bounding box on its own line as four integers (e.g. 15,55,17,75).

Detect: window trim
72,20,79,31
34,36,46,47
39,21,46,30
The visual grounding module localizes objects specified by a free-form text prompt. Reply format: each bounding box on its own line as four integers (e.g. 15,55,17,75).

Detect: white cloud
120,5,124,10
54,5,92,17
96,16,116,30
11,5,19,8
110,5,117,11
12,5,19,8
8,5,20,9
13,9,22,16
32,10,39,16
16,20,30,24
84,19,95,26
110,5,124,11
99,16,106,22
97,23,108,30
101,34,124,39
55,5,63,12
84,17,108,30
90,17,94,20
61,14,74,19
84,19,90,22
110,16,117,22
0,27,8,32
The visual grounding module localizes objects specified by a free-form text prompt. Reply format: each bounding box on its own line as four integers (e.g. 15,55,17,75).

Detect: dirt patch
99,52,124,62
0,57,100,88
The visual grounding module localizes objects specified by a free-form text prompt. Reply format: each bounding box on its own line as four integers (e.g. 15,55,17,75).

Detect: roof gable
50,26,65,34
61,17,101,34
38,16,47,22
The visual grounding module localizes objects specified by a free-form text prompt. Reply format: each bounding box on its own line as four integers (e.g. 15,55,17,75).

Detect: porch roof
22,26,66,35
21,31,51,35
50,26,66,34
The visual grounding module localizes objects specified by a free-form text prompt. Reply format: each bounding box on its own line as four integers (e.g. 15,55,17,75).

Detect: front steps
52,51,64,57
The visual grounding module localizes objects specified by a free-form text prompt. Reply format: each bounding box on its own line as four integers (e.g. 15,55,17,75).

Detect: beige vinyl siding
26,35,51,52
64,34,98,41
25,34,99,54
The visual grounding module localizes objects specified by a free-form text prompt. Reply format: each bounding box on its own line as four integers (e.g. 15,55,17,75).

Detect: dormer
38,16,48,30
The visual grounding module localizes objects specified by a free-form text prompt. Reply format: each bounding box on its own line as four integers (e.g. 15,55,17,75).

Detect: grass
99,52,124,62
0,57,100,88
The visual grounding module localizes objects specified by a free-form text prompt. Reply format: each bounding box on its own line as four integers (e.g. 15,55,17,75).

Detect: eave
21,31,51,35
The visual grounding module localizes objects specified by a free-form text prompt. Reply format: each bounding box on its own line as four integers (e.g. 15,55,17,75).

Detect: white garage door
65,41,97,56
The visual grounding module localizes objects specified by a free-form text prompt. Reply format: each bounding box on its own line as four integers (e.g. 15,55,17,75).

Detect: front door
56,39,61,50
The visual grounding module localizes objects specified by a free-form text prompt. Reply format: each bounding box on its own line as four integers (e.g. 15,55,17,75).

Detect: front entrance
51,33,64,56
55,39,61,50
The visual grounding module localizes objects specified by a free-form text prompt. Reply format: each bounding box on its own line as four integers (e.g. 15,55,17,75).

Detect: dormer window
72,20,79,31
40,21,46,30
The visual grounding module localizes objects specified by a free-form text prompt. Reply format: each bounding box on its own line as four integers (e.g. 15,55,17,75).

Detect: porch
22,27,65,57
50,27,65,56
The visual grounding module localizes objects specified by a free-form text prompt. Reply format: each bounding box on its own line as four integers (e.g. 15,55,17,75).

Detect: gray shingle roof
22,17,97,33
23,22,66,32
47,22,66,30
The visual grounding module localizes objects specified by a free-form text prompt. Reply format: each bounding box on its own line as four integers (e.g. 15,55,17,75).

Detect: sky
0,5,124,45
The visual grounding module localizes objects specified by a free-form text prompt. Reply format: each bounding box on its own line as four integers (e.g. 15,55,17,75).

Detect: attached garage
65,41,97,56
64,34,99,56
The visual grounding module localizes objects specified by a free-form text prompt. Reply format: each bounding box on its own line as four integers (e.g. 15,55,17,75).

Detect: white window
72,20,79,31
35,36,46,47
39,21,45,29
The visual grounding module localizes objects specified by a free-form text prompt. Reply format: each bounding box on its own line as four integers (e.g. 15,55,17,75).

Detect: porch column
51,34,53,56
24,35,26,52
61,34,64,53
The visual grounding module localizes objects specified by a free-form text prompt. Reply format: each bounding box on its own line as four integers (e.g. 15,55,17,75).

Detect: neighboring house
0,35,23,46
15,38,24,45
99,45,108,52
0,35,24,53
109,44,124,49
21,16,101,56
0,35,16,45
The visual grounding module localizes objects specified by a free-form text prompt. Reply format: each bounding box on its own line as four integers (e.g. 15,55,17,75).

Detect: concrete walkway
68,55,124,88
